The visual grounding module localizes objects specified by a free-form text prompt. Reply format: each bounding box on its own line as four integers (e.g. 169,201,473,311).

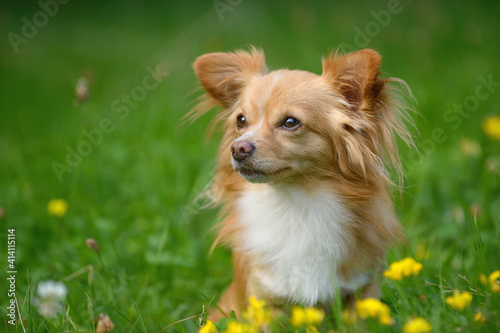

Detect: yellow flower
479,273,488,285
403,317,432,333
47,199,68,217
291,306,306,327
483,116,500,140
480,270,500,293
474,312,486,323
489,271,500,293
304,307,325,326
199,320,217,333
355,298,393,325
290,306,324,328
445,290,472,311
383,257,423,281
243,296,271,327
305,325,319,333
341,309,357,325
224,321,256,333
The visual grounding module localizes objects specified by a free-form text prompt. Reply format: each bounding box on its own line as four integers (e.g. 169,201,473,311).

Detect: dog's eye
236,115,247,128
282,117,301,129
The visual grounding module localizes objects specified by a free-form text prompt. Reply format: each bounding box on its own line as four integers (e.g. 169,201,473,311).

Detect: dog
191,47,414,320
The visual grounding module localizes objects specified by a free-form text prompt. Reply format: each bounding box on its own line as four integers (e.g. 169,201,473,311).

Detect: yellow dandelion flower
356,298,382,318
403,317,432,333
341,309,357,325
248,296,265,310
487,270,500,293
291,306,306,327
305,325,319,333
47,199,68,217
199,320,217,333
290,306,324,328
474,312,486,323
224,321,256,333
383,257,423,281
379,313,393,326
243,296,271,327
483,116,500,140
304,307,325,326
479,271,500,292
355,298,393,325
445,290,472,311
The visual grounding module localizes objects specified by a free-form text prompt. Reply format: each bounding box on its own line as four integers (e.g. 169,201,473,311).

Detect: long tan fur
191,47,415,320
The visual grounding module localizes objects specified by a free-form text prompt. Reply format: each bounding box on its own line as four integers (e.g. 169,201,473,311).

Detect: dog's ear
322,49,384,112
193,47,268,108
323,49,386,183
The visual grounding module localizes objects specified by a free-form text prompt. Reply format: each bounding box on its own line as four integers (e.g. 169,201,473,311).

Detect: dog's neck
234,183,369,305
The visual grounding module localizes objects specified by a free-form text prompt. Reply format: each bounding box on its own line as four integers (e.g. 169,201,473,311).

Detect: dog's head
193,47,411,187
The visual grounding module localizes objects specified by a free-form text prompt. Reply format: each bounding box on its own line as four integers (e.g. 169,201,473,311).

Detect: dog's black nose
231,141,255,161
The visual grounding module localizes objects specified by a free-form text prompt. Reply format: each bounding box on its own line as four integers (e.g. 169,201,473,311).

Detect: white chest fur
235,185,368,305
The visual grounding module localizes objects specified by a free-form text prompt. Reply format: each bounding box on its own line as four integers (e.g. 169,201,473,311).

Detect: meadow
1,0,499,332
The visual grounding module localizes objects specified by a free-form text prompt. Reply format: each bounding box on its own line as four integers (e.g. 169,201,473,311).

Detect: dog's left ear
322,49,384,112
323,49,388,182
194,47,268,108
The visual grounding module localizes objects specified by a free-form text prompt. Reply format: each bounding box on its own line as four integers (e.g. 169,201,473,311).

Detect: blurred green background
1,0,499,332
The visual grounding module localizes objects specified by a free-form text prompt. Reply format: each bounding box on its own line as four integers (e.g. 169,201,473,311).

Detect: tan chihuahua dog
192,47,414,320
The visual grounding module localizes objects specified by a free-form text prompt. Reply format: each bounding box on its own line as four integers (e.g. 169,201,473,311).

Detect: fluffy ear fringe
321,48,418,190
322,49,383,112
333,75,418,190
185,46,267,139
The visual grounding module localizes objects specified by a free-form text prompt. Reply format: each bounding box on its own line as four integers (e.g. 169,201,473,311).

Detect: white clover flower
37,280,67,299
35,280,68,318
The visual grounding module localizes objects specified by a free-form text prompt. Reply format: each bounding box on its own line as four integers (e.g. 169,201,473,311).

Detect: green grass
1,0,499,332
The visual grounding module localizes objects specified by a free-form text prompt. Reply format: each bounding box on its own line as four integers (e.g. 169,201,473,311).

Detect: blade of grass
134,303,147,333
113,307,145,333
86,293,95,333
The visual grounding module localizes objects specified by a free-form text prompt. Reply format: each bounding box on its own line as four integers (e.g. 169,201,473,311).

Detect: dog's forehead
242,70,324,113
256,70,321,94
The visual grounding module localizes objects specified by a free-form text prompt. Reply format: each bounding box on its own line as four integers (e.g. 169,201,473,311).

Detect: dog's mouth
234,165,292,183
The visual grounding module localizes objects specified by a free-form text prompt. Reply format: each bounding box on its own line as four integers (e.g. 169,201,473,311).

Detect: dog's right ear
193,47,268,108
